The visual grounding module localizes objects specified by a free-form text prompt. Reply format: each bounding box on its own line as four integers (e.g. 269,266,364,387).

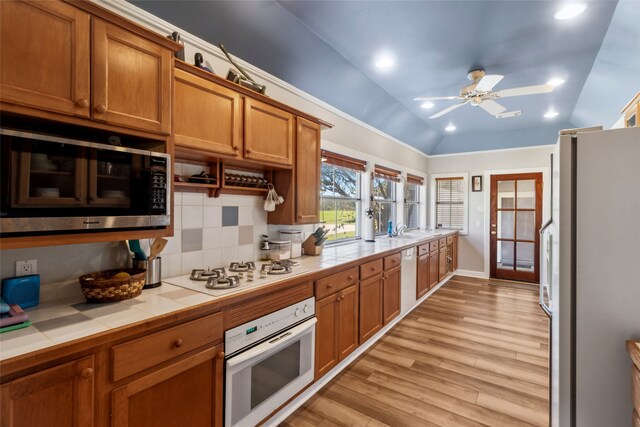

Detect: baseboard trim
265,273,456,426
455,269,489,279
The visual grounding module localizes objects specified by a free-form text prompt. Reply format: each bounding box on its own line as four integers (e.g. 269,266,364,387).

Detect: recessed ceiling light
547,78,566,87
554,3,587,20
445,124,456,132
544,110,559,118
374,53,394,69
421,102,435,109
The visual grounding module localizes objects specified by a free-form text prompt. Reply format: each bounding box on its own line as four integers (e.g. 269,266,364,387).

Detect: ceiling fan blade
475,74,504,92
479,99,507,116
495,110,522,119
428,101,468,119
413,96,461,101
494,84,554,98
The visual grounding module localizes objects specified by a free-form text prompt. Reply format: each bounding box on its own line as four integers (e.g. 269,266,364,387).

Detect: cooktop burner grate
205,275,240,289
190,268,226,281
228,261,256,272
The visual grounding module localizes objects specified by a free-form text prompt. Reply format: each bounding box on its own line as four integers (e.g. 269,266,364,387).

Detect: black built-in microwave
0,128,170,236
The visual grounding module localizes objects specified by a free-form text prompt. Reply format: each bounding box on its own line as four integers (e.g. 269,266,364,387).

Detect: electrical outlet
15,259,37,277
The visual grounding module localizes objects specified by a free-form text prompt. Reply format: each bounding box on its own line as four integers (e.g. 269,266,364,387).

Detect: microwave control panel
150,156,168,214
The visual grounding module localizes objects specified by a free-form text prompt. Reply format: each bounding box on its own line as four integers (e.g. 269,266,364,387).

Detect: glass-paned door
490,173,542,283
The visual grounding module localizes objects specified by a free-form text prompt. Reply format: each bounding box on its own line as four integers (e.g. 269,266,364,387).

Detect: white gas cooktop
162,264,309,297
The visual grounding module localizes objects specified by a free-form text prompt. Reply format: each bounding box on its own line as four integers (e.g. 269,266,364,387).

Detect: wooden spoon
149,238,168,261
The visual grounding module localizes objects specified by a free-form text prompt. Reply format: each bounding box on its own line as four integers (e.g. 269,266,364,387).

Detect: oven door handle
226,317,317,367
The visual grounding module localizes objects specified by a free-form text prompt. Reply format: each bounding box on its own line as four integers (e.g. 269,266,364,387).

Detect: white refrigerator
541,126,640,427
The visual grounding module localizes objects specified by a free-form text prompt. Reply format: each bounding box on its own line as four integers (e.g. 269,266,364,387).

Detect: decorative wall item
472,175,483,192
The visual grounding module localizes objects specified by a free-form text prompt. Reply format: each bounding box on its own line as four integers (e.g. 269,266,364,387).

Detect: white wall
427,145,555,276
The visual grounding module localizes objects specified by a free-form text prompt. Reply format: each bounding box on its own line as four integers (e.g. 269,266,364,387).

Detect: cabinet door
439,247,448,281
0,0,90,117
93,19,172,134
173,69,242,157
0,356,94,427
295,117,321,223
417,253,430,298
244,97,293,166
315,294,338,379
429,250,439,289
359,275,383,344
453,236,459,270
383,267,401,325
337,285,359,360
112,345,224,427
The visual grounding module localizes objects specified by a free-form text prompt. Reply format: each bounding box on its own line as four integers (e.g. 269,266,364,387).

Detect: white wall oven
224,297,315,427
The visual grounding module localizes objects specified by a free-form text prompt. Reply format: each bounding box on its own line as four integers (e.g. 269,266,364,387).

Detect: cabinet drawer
384,253,402,270
429,241,439,252
315,267,358,299
439,238,447,248
447,236,453,244
418,244,429,256
112,312,223,382
360,258,383,280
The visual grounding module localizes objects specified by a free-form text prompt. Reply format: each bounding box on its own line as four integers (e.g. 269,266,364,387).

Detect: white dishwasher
400,247,417,314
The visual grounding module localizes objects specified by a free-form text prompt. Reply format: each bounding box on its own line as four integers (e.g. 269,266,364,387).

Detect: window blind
436,177,464,230
373,164,401,182
321,150,366,172
406,173,424,186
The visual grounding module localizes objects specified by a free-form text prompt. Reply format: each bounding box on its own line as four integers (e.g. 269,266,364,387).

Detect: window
320,151,366,242
431,173,468,234
373,164,400,235
405,174,423,230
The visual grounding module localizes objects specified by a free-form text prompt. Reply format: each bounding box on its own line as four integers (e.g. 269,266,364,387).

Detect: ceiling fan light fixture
554,3,587,20
445,124,456,132
544,110,559,118
374,52,394,69
547,78,566,87
420,101,435,109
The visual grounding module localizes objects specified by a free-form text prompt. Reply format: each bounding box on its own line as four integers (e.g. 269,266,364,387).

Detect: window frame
372,175,397,236
430,172,469,235
320,161,363,243
404,181,421,230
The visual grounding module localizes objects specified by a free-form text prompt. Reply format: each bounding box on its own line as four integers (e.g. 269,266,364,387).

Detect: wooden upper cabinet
173,68,242,157
244,97,294,166
295,117,321,223
92,19,172,134
0,0,90,118
0,356,95,427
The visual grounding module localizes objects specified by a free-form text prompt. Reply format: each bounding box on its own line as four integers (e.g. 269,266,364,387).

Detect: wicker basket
79,268,146,303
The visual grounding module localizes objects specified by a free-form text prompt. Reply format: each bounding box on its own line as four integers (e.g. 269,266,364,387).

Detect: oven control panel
224,296,315,357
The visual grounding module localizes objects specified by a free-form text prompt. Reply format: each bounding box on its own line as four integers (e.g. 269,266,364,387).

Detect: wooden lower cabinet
111,344,224,427
439,246,448,281
0,355,95,427
453,235,459,270
417,252,430,298
359,275,383,343
383,266,401,324
315,285,358,379
429,249,439,289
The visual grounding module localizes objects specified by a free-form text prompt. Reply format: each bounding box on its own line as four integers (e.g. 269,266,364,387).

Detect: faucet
392,224,408,237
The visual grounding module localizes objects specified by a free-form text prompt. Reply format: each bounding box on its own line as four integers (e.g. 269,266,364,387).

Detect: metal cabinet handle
491,231,497,235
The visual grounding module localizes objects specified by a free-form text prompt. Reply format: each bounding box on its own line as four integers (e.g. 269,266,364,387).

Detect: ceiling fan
414,69,554,119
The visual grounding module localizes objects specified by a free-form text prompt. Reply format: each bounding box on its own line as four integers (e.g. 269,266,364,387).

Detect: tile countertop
0,231,453,361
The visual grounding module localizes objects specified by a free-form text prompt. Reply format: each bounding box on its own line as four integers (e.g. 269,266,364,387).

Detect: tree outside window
320,163,361,241
372,176,396,234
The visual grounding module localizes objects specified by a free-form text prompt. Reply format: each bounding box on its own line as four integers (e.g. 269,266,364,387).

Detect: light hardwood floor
280,275,549,427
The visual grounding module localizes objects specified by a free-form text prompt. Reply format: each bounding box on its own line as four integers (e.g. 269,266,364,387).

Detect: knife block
302,236,323,256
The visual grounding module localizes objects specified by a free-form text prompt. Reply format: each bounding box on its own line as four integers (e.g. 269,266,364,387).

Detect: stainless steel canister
132,257,162,289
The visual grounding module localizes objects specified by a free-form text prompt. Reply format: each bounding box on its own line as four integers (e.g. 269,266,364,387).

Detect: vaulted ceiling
130,0,637,155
